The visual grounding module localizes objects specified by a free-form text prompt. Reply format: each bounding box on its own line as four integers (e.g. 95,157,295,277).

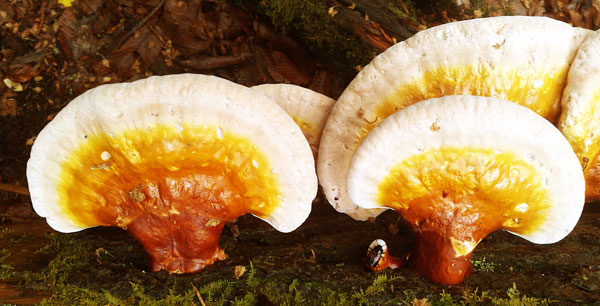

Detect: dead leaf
79,0,103,15
234,265,246,279
8,64,40,83
269,49,311,86
3,79,23,92
115,27,151,54
57,9,79,59
25,136,37,146
1,96,17,116
309,69,333,97
568,9,585,27
138,27,163,69
0,3,15,24
93,58,111,75
328,6,338,17
109,52,136,79
58,0,74,8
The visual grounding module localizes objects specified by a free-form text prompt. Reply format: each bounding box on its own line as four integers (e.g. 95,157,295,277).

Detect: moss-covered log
234,0,422,75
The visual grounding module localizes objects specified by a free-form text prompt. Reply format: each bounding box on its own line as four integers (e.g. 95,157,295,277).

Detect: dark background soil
1,0,600,305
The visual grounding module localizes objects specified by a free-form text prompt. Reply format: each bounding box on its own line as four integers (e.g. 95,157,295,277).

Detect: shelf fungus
559,29,600,202
317,16,591,221
251,84,335,157
26,74,317,273
347,96,585,285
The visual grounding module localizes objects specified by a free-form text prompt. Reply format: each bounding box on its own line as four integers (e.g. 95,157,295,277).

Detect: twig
0,183,30,196
147,24,168,47
35,1,47,36
190,282,207,306
113,0,166,51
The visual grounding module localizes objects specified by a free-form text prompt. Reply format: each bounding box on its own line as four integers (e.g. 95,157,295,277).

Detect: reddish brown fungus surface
117,174,247,273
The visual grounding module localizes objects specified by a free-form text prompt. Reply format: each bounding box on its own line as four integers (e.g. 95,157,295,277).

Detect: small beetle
365,239,388,271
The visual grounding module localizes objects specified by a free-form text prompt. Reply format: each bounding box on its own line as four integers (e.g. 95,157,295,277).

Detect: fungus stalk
122,180,243,273
128,212,229,273
402,195,492,284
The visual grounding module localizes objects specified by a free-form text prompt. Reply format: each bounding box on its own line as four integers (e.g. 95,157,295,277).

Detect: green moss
0,249,14,280
386,0,418,22
434,288,490,306
491,284,554,306
472,256,496,272
235,0,376,76
0,227,15,238
37,282,197,306
364,274,396,296
0,263,14,280
30,233,95,287
244,261,259,288
2,228,566,305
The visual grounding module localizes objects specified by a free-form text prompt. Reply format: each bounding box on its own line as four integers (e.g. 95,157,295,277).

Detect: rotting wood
334,0,417,40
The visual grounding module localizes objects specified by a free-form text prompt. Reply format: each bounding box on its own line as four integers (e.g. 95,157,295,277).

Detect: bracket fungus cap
27,74,317,272
559,29,600,201
318,16,590,221
347,95,585,284
251,83,335,156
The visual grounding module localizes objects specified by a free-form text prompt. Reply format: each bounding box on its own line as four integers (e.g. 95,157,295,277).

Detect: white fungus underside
251,83,335,155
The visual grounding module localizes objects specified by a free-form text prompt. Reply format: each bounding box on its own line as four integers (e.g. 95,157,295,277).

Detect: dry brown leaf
328,6,338,17
25,136,37,146
568,9,585,27
56,9,79,59
138,27,163,68
1,96,17,116
309,69,333,97
234,265,246,279
270,49,311,86
8,64,40,83
3,79,22,92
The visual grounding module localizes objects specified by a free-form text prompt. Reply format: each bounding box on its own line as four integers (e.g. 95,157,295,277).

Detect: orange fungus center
354,64,568,145
377,147,550,284
376,65,568,124
57,124,281,273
